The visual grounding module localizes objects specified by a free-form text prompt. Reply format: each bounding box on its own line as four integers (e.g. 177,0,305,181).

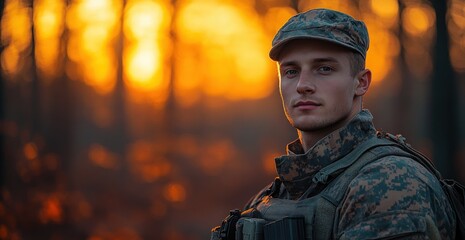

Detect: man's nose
296,74,316,94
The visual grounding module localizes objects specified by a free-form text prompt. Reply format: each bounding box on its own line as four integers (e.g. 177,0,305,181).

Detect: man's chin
292,114,353,134
292,121,330,132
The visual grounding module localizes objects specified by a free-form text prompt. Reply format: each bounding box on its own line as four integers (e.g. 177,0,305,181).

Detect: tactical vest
236,134,445,240
212,133,462,240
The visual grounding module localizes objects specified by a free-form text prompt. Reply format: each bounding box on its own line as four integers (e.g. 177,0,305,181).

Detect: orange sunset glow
174,0,275,106
3,0,452,96
66,0,122,94
3,0,461,93
33,0,66,80
123,0,172,106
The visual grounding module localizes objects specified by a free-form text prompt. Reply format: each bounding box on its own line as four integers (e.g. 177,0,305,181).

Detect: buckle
219,209,241,240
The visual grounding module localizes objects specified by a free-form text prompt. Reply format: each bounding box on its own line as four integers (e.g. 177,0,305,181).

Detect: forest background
1,0,464,239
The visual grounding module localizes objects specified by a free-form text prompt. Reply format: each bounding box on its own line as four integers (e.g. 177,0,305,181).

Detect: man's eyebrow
279,61,297,68
312,57,340,64
279,57,340,67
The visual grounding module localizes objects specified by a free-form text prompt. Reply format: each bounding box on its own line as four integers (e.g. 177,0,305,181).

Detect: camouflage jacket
245,110,456,239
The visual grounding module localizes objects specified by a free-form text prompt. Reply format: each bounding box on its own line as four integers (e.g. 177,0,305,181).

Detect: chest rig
244,134,415,240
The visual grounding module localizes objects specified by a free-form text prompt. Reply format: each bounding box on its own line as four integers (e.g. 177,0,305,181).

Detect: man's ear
354,69,371,96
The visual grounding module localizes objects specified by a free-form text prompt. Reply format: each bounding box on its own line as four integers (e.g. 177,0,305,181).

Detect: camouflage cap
269,8,369,61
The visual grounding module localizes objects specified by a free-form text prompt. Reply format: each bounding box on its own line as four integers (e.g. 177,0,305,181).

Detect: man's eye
285,69,298,76
317,66,334,73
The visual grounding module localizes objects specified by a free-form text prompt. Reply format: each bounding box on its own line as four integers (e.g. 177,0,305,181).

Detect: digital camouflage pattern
212,8,456,239
272,109,376,200
269,8,369,61
245,110,456,239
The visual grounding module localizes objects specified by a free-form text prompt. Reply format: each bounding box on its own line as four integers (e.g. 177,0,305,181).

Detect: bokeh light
66,0,122,94
127,140,172,182
88,144,119,169
448,0,465,72
400,3,436,78
402,4,435,36
33,0,66,80
163,183,186,202
123,0,172,107
38,195,63,224
0,0,32,76
370,0,399,23
174,0,275,107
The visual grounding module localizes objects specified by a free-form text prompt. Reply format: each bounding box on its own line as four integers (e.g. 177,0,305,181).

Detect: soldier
211,8,456,240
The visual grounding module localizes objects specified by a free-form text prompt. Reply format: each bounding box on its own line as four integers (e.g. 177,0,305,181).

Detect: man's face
278,39,362,134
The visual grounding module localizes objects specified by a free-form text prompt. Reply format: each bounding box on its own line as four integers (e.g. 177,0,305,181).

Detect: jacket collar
274,109,377,198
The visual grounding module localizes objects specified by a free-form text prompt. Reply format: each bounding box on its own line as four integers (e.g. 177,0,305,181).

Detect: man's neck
298,130,329,152
297,109,363,152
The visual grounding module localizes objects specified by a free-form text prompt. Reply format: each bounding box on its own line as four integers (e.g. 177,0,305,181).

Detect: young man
211,8,456,240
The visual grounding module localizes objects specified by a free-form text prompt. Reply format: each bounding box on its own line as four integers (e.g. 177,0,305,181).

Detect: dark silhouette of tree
0,0,5,189
396,0,414,138
430,0,458,179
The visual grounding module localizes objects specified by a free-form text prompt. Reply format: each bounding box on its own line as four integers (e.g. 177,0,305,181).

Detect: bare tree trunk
113,0,128,175
0,0,5,188
396,0,413,137
430,0,457,179
290,0,299,12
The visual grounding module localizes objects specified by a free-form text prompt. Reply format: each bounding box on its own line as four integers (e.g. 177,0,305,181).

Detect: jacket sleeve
336,156,455,240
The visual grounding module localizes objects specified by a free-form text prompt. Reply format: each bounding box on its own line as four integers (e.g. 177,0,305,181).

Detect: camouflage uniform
211,8,457,239
269,8,369,61
244,110,456,239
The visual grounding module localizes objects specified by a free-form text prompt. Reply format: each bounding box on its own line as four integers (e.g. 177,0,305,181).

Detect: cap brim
269,36,365,61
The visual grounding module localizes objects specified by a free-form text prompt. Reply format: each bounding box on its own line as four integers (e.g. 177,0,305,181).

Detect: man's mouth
294,100,321,110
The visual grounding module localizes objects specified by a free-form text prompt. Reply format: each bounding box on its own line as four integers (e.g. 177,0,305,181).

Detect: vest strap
312,137,396,185
313,136,414,239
